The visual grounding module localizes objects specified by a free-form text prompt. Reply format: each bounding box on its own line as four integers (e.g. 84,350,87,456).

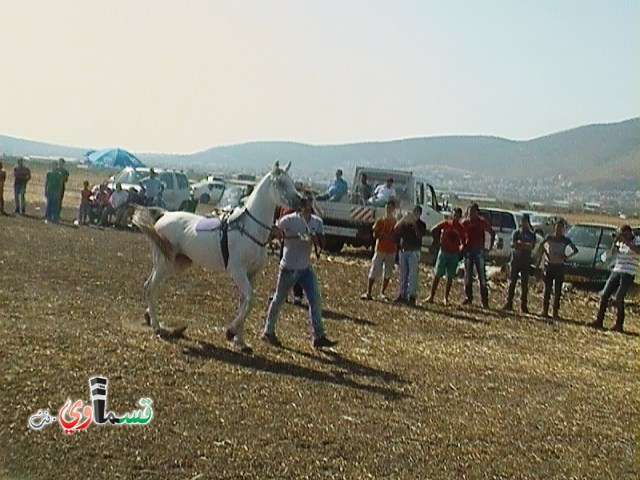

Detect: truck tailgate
314,202,377,223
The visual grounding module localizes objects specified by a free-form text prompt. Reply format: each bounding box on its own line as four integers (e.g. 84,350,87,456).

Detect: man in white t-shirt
140,168,163,206
591,225,640,332
262,197,338,349
369,177,396,206
100,182,130,227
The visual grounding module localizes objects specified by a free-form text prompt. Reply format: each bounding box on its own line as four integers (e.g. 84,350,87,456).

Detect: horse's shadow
182,341,409,401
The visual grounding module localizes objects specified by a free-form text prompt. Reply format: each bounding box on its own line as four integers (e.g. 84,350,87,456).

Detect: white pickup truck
314,167,445,252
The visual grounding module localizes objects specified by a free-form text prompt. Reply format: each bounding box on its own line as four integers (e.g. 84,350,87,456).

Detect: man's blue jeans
597,271,635,326
464,248,488,304
264,266,325,339
14,183,26,213
44,192,59,221
398,249,421,299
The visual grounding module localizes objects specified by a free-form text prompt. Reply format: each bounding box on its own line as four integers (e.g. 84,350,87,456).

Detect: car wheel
199,193,210,204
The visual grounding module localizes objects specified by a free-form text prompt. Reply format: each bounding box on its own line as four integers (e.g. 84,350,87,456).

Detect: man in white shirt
100,182,130,227
140,168,162,206
262,197,338,349
369,177,396,206
591,225,640,332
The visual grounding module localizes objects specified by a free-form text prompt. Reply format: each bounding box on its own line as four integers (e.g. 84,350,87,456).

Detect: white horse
132,161,302,353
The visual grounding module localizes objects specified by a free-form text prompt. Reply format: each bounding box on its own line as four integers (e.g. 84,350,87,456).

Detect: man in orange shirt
361,199,397,300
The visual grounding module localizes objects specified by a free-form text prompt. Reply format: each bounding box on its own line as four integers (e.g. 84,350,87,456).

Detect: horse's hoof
240,345,254,355
154,328,167,338
225,329,236,341
144,310,151,326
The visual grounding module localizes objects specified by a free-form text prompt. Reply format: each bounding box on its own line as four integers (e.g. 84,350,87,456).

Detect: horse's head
268,161,302,210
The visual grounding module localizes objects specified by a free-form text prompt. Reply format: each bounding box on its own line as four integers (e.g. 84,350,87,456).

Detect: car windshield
113,170,148,184
567,226,616,248
218,186,245,208
529,214,548,224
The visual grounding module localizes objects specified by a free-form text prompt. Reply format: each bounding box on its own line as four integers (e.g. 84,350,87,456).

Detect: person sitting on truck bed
368,177,396,206
316,169,348,202
353,173,373,205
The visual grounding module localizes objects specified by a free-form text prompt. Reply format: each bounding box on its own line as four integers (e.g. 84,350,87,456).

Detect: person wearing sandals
361,199,397,300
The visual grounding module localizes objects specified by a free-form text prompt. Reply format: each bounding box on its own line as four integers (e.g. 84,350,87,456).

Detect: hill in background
1,117,638,191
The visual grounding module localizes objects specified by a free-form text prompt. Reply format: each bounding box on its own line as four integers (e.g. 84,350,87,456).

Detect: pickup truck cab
314,167,444,252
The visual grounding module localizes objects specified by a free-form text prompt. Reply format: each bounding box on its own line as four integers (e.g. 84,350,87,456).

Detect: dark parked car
563,223,618,286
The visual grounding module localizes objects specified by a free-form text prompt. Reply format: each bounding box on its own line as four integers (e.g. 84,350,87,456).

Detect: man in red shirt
461,203,495,308
427,207,465,305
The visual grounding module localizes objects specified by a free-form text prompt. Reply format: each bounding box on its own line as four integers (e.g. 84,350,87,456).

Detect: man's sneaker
461,298,472,306
260,332,283,347
588,320,605,330
360,293,372,300
426,296,435,304
292,296,304,306
312,336,338,349
481,301,490,309
377,294,387,301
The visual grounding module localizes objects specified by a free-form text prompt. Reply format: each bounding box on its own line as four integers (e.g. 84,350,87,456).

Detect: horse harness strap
218,208,273,269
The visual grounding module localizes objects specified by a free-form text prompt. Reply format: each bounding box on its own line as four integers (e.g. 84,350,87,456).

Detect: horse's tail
132,206,174,261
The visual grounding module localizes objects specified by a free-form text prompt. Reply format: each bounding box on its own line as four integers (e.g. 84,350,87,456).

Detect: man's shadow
182,341,409,401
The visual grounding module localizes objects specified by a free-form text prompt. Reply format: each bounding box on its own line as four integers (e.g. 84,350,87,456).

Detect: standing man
361,199,397,300
461,203,495,308
44,163,64,223
535,220,579,319
316,169,348,202
0,162,6,215
139,168,162,206
393,205,427,305
262,197,338,349
427,207,465,305
56,158,70,220
13,157,31,215
590,225,639,332
501,214,537,313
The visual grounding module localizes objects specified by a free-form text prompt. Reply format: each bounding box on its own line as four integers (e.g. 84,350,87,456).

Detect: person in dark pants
56,158,69,221
590,225,639,332
13,157,31,214
535,220,578,319
461,203,495,308
502,214,537,314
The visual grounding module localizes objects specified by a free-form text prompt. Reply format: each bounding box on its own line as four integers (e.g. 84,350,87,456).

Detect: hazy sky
1,0,638,153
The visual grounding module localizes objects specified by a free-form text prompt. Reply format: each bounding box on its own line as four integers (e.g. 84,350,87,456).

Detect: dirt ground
0,164,638,480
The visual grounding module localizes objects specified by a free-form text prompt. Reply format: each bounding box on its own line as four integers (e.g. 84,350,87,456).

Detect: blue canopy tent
85,148,145,168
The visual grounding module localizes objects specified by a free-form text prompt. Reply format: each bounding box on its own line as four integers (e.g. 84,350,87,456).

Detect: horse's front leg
225,268,256,353
143,249,172,333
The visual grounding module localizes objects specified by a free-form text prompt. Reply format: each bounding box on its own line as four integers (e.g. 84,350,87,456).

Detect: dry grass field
0,160,638,479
